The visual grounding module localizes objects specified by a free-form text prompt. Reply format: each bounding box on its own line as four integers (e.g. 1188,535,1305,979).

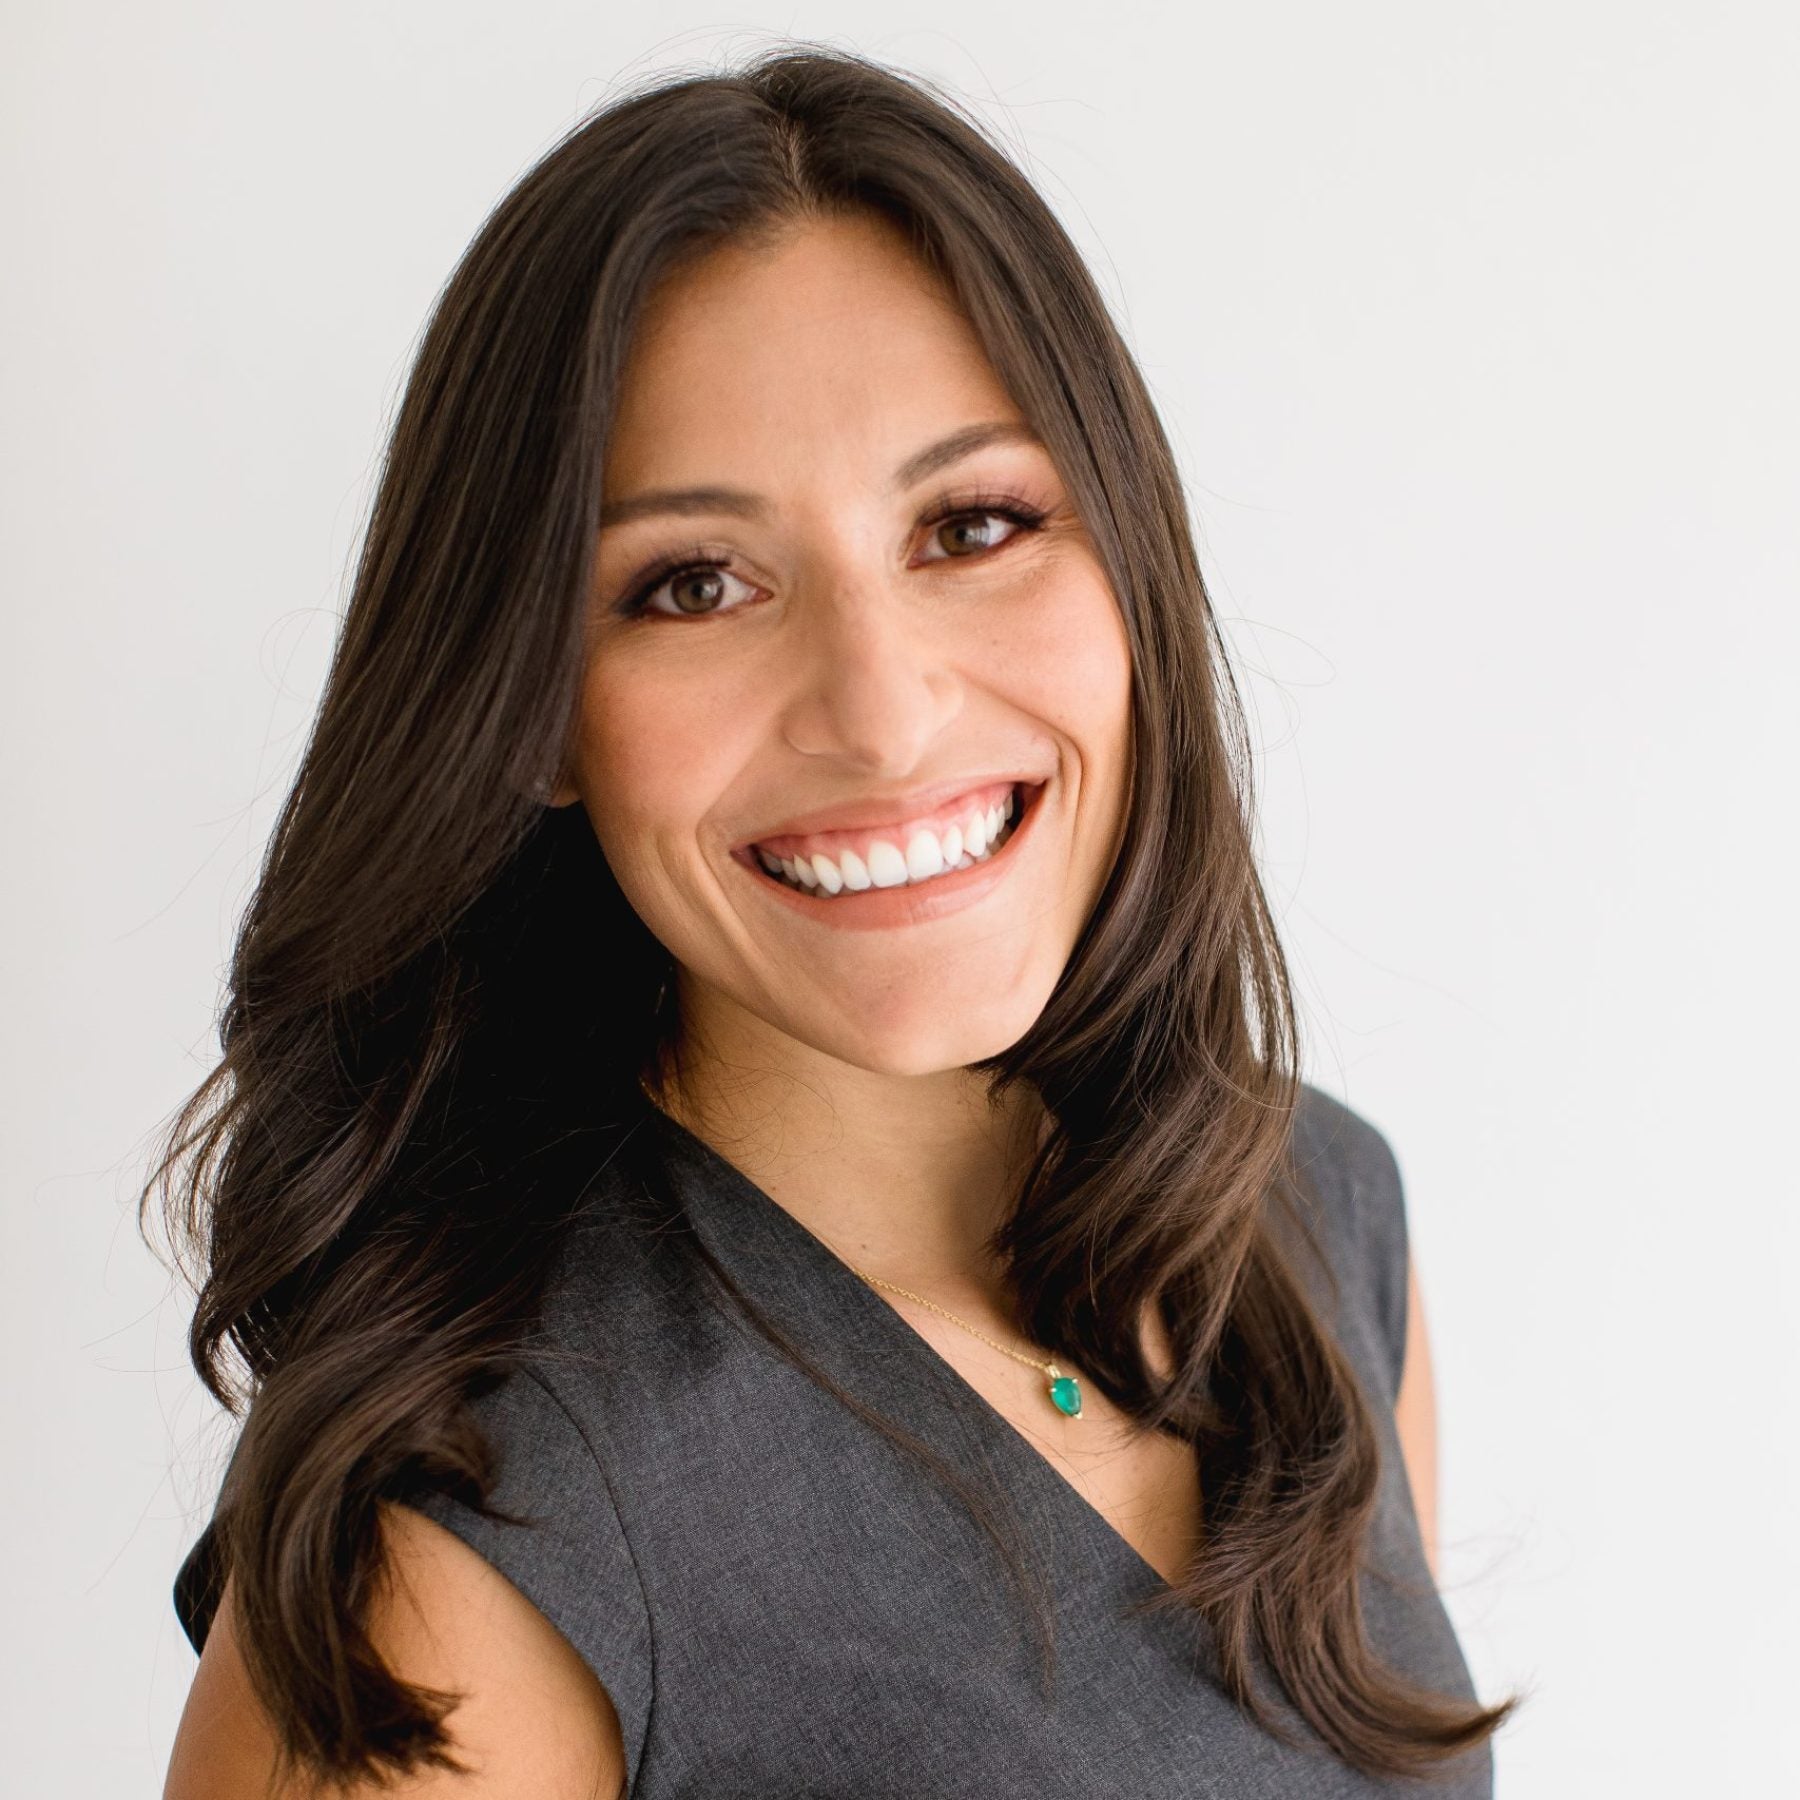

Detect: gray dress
174,1083,1494,1796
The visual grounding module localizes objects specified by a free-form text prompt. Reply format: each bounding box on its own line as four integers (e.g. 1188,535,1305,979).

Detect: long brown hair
146,42,1516,1791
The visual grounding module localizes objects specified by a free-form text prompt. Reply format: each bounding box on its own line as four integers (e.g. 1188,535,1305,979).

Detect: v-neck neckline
630,1090,1187,1604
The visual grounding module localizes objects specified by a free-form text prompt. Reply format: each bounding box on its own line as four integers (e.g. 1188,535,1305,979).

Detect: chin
808,996,1049,1080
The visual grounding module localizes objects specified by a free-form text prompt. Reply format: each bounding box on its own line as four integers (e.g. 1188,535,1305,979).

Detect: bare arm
1393,1256,1440,1582
163,1502,628,1800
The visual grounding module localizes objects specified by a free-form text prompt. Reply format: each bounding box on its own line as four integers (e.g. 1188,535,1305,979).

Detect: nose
777,581,961,774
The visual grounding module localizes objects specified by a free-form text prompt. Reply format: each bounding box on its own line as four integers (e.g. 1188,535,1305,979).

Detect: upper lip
735,774,1046,850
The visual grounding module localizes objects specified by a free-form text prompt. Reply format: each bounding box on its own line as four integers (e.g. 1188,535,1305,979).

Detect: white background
5,5,1795,1794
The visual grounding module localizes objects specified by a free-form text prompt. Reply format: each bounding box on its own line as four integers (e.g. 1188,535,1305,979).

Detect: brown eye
918,504,1043,563
935,514,1009,555
670,569,727,613
620,558,757,619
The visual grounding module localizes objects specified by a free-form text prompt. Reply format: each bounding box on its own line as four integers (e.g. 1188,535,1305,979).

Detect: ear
537,741,582,808
509,741,581,809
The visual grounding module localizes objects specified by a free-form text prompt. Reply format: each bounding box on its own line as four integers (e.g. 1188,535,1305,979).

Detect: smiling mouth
739,780,1041,899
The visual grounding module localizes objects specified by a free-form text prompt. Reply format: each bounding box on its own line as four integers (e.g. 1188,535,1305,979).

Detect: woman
155,45,1515,1798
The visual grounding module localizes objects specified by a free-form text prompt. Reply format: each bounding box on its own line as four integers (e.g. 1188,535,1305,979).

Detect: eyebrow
595,420,1045,530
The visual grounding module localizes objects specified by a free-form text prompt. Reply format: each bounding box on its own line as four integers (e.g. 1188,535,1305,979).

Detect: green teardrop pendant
1049,1374,1083,1417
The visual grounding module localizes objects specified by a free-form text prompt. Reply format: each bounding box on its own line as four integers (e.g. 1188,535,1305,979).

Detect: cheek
569,655,748,869
989,569,1133,761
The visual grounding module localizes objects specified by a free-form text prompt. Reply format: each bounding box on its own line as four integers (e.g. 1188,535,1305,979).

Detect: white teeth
754,786,1026,899
904,829,945,882
865,840,910,888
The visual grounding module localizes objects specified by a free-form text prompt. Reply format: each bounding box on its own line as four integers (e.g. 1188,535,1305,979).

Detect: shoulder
398,1360,658,1785
1291,1081,1406,1205
170,1126,676,1791
1286,1081,1413,1406
164,1507,628,1799
390,1126,697,1793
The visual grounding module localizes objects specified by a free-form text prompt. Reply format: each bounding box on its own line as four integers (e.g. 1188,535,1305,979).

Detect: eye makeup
606,488,1054,621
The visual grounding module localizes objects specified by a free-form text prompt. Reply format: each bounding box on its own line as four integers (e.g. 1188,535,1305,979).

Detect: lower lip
730,781,1047,932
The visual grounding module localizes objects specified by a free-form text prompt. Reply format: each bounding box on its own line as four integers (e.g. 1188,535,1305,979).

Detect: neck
645,995,1050,1302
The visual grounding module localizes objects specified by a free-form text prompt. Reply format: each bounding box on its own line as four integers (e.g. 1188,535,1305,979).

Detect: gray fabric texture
175,1081,1494,1796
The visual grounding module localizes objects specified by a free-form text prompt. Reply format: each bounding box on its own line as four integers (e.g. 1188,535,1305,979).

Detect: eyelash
612,490,1052,620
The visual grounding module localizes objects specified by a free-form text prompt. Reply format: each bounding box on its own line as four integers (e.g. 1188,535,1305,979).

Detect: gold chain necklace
847,1264,1084,1420
634,1080,1082,1420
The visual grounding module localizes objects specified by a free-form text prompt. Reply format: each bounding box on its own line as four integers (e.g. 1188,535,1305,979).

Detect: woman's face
556,211,1134,1080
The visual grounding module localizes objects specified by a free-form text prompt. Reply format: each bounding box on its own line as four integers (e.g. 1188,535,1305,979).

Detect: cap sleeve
173,1367,655,1795
405,1365,654,1792
1290,1084,1413,1406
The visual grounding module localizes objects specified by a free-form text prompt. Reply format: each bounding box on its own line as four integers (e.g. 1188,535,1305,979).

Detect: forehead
603,214,1023,488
